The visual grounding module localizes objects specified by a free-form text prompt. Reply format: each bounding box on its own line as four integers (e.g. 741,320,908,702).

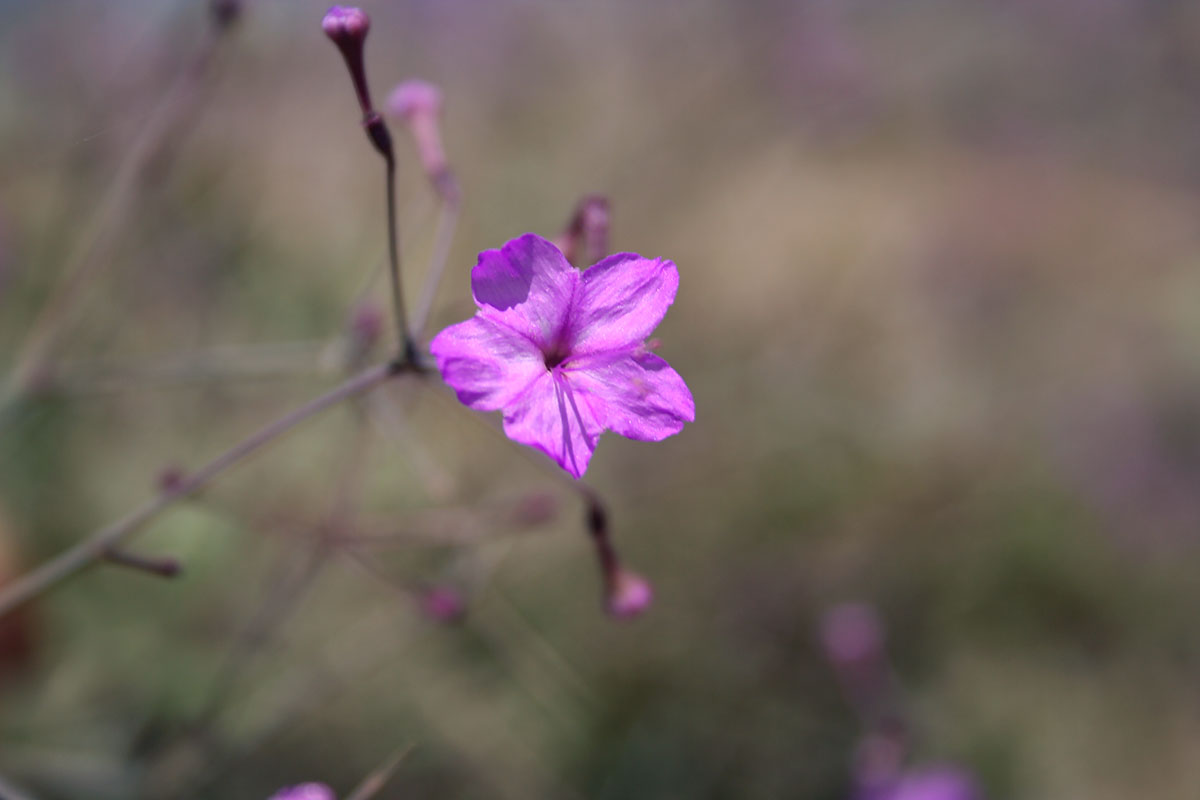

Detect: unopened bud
386,79,456,202
885,766,983,800
510,492,559,527
210,0,241,29
606,569,653,619
345,302,385,366
269,783,336,800
322,7,377,120
321,6,369,47
819,603,883,666
157,465,187,495
558,195,610,266
387,79,442,120
420,585,466,623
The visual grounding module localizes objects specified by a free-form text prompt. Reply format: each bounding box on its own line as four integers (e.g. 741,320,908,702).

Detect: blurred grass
3,0,1200,798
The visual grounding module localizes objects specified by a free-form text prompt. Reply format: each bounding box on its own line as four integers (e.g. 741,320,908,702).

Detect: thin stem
0,361,402,619
345,743,415,800
103,548,182,578
6,13,235,397
413,196,460,338
54,339,336,394
383,153,411,357
0,772,36,800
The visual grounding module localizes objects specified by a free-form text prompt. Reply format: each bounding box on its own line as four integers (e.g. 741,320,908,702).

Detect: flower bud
884,766,983,800
157,464,187,495
606,569,653,619
344,302,385,366
820,603,883,666
420,585,466,623
557,195,610,266
322,7,376,120
269,783,336,800
387,79,442,120
321,6,369,47
510,492,559,527
210,0,241,29
386,79,456,202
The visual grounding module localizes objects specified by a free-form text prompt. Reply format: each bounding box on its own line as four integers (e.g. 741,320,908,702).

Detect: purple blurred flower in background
268,783,335,800
861,765,983,800
431,234,694,478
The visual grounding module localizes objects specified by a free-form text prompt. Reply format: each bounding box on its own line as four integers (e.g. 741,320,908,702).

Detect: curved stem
7,15,235,396
0,361,401,619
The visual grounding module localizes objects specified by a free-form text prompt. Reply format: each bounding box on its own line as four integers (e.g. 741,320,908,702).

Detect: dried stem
0,361,404,619
381,144,413,359
345,743,415,800
413,194,460,338
6,9,237,399
52,339,337,394
0,772,36,800
102,548,182,578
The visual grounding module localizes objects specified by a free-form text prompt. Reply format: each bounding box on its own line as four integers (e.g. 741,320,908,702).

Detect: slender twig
190,539,327,732
0,361,403,619
168,607,410,800
6,7,237,398
345,743,415,800
53,339,337,394
0,771,37,800
382,148,412,358
102,548,182,578
412,197,460,338
367,387,456,500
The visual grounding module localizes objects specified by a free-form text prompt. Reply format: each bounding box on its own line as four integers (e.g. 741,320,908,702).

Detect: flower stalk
322,7,414,363
0,360,406,619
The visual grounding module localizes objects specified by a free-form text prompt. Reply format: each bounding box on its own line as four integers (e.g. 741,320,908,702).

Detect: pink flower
269,783,335,800
431,234,694,478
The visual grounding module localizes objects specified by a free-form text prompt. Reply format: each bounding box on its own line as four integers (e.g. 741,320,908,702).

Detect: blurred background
2,0,1200,797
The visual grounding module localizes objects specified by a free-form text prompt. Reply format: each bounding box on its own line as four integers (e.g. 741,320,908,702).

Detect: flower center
543,345,569,370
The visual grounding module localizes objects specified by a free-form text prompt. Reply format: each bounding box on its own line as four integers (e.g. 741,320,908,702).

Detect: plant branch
102,548,182,578
345,743,414,800
0,361,403,619
412,194,460,338
382,147,412,358
6,8,237,398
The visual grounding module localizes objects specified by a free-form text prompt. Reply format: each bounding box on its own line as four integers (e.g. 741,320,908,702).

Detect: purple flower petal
269,784,336,800
472,234,578,351
568,352,694,441
435,234,694,479
570,253,679,356
502,371,607,479
429,315,544,410
887,767,982,800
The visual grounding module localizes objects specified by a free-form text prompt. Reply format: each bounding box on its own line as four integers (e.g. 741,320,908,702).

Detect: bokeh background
3,0,1200,797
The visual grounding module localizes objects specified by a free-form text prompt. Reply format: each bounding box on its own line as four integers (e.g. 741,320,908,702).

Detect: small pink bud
387,80,443,120
349,302,385,349
386,79,455,201
607,569,653,619
322,6,379,123
420,585,466,623
321,6,370,46
210,0,241,29
511,492,559,526
820,603,884,666
269,783,336,800
157,465,187,495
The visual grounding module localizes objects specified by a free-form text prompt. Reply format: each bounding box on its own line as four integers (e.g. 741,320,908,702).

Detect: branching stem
0,361,404,619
